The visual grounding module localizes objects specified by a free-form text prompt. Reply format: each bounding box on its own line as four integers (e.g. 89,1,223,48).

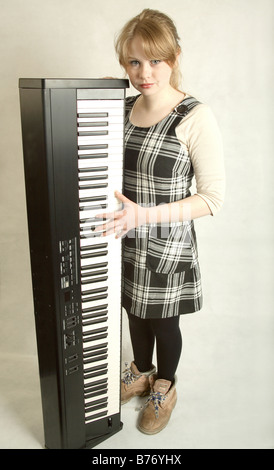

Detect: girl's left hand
94,191,146,239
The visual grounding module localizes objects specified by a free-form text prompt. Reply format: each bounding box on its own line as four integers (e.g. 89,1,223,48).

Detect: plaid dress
122,95,203,319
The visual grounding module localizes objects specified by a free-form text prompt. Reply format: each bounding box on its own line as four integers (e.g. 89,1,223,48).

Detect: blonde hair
115,9,182,89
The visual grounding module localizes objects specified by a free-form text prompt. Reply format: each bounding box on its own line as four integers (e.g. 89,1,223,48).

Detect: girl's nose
139,62,151,79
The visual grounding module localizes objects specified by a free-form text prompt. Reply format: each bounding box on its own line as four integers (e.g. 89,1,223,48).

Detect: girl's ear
174,47,181,67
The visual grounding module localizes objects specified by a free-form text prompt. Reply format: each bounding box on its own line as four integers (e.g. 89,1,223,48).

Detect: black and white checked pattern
122,95,203,319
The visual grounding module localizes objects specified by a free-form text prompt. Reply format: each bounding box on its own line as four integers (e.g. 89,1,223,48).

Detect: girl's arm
94,191,211,239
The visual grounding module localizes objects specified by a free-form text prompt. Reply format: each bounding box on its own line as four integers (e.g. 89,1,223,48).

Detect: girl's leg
127,313,155,372
150,316,182,383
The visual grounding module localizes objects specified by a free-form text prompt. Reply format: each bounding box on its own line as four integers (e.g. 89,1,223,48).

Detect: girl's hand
94,191,146,239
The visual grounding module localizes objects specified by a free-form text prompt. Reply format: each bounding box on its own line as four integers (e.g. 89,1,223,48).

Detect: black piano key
84,387,108,400
85,411,108,423
85,397,108,412
78,167,108,173
79,198,107,206
79,205,107,213
82,302,108,311
80,232,103,239
78,121,108,127
81,263,108,273
84,382,108,395
86,396,108,406
85,402,108,414
84,377,107,390
82,310,108,320
82,309,107,319
80,196,107,202
82,314,108,327
84,367,108,380
80,217,106,225
77,113,108,118
85,402,108,413
81,269,108,278
84,363,108,376
79,175,108,182
83,326,108,336
83,347,108,359
78,130,108,137
80,226,107,235
79,209,106,217
85,384,108,397
79,183,108,190
83,333,108,343
81,276,108,285
81,293,108,303
84,362,108,372
82,286,108,296
81,243,108,251
80,250,108,259
83,353,108,365
78,153,108,159
83,317,108,328
80,225,97,232
83,343,108,354
78,143,108,150
82,306,108,316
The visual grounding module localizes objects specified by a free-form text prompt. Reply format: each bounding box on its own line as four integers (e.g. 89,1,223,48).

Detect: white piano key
77,166,122,174
85,408,108,421
80,202,123,218
84,391,108,406
79,210,107,221
78,146,122,156
80,251,121,269
77,123,124,132
78,170,122,181
83,357,107,370
79,199,121,210
77,99,124,110
78,134,123,145
79,180,122,195
78,115,124,124
78,180,108,189
82,320,108,330
81,269,109,282
80,236,109,248
83,335,109,350
81,297,109,311
78,159,123,170
81,278,108,290
79,186,112,199
82,291,108,302
82,309,108,319
80,254,108,266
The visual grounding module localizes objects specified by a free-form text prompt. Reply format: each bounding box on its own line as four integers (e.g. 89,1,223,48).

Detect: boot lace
144,391,166,419
122,362,142,386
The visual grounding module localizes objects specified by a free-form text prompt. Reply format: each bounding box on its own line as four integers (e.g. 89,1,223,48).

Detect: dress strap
174,96,201,118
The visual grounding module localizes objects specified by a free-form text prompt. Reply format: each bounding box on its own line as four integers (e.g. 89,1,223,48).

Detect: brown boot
121,362,156,405
138,377,177,434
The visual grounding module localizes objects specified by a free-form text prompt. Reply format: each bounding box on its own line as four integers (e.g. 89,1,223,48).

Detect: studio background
0,0,273,449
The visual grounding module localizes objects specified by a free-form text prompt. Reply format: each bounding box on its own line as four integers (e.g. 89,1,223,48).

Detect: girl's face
125,36,174,97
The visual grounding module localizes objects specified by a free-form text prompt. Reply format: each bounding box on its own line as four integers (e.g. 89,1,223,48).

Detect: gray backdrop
0,0,273,449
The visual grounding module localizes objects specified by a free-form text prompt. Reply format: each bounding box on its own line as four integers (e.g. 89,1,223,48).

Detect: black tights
127,313,182,383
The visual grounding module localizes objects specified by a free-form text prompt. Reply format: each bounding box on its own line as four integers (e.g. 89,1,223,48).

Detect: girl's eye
129,60,140,66
150,60,161,65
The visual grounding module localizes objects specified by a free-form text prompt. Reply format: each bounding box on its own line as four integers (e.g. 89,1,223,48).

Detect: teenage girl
95,9,225,434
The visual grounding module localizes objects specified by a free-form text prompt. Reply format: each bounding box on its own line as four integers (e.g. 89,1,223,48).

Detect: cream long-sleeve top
175,100,225,215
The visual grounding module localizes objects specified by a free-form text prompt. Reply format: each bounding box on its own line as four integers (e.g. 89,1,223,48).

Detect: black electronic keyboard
19,78,129,449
